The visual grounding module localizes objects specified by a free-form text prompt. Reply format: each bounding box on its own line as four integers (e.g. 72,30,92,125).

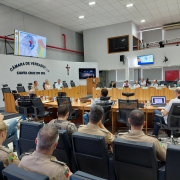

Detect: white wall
0,4,84,62
0,54,98,107
142,29,162,43
164,29,180,39
83,21,133,70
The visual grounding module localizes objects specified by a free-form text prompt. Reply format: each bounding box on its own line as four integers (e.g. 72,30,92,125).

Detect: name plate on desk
156,87,161,90
131,87,135,89
169,88,175,90
96,88,100,90
107,88,112,90
118,88,123,90
58,88,62,90
143,87,148,89
69,87,72,89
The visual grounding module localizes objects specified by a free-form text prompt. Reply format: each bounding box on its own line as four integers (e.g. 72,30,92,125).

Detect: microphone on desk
78,92,86,103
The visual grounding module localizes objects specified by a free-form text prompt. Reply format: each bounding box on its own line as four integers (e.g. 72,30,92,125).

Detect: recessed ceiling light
89,2,96,5
79,16,84,19
126,4,133,7
141,20,145,22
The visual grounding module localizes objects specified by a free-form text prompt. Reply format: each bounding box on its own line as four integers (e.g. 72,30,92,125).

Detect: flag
64,168,70,178
9,154,16,162
160,142,163,148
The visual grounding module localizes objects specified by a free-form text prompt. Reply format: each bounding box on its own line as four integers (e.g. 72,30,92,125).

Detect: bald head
129,109,145,127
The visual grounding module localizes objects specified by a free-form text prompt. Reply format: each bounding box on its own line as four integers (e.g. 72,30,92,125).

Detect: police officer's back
47,102,77,141
79,105,114,154
118,109,166,162
19,125,72,180
0,121,20,167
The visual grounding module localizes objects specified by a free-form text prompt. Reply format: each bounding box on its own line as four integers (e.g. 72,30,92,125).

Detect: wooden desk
4,86,87,113
43,101,91,124
92,87,174,101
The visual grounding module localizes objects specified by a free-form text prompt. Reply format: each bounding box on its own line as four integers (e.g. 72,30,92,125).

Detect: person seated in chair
0,118,20,167
15,89,35,121
153,88,180,137
47,102,77,141
176,80,180,87
118,109,166,162
83,89,111,125
79,105,114,154
151,79,158,87
109,81,116,88
134,81,140,88
141,78,146,87
19,125,72,180
55,79,64,89
123,80,130,87
31,81,39,91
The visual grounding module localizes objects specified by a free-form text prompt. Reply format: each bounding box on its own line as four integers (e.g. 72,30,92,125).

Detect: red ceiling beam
0,35,84,55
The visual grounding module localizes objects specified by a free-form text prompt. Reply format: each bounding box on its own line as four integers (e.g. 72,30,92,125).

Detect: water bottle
78,98,80,103
91,98,93,105
147,99,150,107
72,96,75,103
43,95,45,101
54,96,56,102
117,98,118,105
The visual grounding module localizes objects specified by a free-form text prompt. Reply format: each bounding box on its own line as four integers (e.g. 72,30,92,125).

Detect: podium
87,78,100,94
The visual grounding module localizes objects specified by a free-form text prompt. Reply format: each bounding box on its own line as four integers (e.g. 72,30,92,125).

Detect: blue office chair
0,161,5,180
70,171,106,180
2,164,49,180
72,132,115,180
52,130,77,173
19,122,43,155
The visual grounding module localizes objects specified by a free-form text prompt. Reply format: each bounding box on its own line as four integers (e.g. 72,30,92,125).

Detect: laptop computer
151,96,166,107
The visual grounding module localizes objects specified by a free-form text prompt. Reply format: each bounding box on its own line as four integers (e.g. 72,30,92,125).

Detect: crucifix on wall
66,64,70,75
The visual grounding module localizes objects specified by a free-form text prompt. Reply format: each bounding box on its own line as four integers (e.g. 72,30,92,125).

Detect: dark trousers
153,110,166,136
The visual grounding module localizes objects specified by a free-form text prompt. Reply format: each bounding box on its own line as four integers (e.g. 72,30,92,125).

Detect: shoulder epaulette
99,128,110,134
147,134,157,138
0,147,12,154
79,125,86,127
51,158,66,165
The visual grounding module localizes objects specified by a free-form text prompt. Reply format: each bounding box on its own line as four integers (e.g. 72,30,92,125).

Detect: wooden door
165,70,179,81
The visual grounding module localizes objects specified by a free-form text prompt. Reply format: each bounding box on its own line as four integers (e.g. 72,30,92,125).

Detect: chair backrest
118,99,138,125
53,82,57,89
57,97,73,115
113,138,158,180
3,164,49,180
0,161,5,180
57,92,67,98
13,94,20,101
99,96,111,101
52,130,72,169
18,99,34,117
165,144,180,180
1,87,11,101
71,171,106,180
96,103,113,124
63,81,68,88
19,122,43,155
31,98,45,118
43,82,45,90
166,103,180,130
71,81,75,87
72,132,109,179
173,81,177,84
28,85,32,90
160,81,166,85
17,86,26,93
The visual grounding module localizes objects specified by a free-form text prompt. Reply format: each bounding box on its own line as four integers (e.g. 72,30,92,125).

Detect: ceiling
0,0,180,33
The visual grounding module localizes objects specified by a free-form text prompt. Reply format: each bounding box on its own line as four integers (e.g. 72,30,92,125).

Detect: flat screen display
108,35,129,53
137,55,153,65
79,68,96,79
14,30,46,58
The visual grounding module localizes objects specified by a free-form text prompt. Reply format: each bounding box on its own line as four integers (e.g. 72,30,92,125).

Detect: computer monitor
151,96,166,105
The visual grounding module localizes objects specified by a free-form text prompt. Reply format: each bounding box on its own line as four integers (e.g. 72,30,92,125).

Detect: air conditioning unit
163,23,180,31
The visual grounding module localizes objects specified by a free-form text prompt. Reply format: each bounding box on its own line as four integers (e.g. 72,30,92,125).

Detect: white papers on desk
86,105,91,107
158,107,165,109
42,101,50,103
